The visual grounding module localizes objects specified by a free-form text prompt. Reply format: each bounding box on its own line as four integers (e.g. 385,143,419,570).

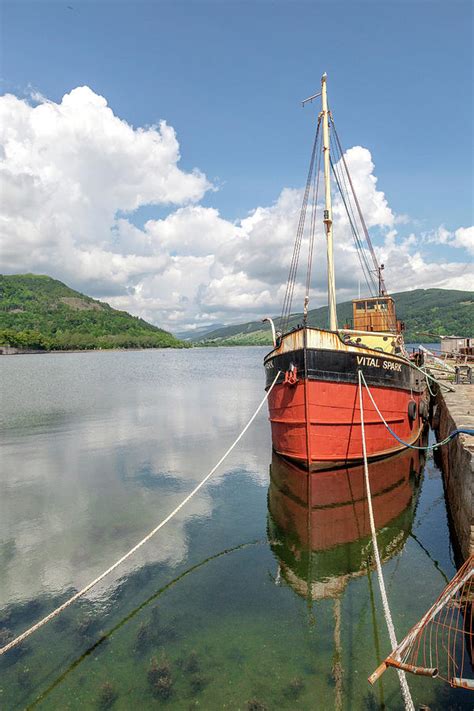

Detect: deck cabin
352,296,402,333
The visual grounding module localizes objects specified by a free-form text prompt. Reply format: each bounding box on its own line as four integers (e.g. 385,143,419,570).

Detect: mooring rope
359,371,474,451
358,370,415,711
398,355,455,394
0,371,281,657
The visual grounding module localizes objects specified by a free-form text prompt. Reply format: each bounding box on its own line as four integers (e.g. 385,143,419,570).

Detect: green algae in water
1,468,473,710
1,349,472,710
97,681,118,709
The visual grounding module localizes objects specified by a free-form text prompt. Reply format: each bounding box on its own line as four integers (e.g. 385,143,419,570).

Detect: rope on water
0,370,282,657
359,371,473,451
358,370,415,711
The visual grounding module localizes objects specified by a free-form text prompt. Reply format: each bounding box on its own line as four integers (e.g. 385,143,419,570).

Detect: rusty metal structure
369,555,474,690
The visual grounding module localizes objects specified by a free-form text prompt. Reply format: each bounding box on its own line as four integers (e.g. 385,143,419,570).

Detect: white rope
358,370,415,711
0,370,281,657
398,354,455,393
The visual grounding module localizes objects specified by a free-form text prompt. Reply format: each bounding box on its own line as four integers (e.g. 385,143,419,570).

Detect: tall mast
321,73,337,331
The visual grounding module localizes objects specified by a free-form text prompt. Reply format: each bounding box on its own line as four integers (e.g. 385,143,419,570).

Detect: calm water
0,347,470,710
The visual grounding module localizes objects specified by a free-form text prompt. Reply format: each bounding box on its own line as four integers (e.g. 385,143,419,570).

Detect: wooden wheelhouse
352,296,403,334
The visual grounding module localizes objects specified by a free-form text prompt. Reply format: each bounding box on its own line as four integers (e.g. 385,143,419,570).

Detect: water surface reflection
0,349,470,709
268,447,423,600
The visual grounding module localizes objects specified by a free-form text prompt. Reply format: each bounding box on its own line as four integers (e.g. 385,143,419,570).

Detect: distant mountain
0,274,185,351
174,322,226,341
194,289,474,346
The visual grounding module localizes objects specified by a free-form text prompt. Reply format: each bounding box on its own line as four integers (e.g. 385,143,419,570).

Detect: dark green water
0,347,470,709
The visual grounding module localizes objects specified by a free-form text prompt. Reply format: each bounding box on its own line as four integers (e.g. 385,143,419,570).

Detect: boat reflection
267,446,425,600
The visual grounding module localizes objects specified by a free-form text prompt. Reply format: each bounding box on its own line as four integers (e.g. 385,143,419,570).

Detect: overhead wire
330,148,376,297
280,102,391,334
330,117,387,295
304,133,323,316
280,118,321,333
329,129,378,295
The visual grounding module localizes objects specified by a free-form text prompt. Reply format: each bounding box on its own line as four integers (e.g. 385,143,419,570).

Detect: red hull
268,379,425,467
269,447,419,550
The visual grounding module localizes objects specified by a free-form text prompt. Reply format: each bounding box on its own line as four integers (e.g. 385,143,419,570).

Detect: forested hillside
194,289,474,346
0,274,185,350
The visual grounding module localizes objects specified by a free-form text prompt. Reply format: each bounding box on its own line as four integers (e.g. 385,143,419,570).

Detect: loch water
0,347,471,710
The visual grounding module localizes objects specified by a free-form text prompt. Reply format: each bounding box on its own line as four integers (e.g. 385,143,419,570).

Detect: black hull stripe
264,348,425,392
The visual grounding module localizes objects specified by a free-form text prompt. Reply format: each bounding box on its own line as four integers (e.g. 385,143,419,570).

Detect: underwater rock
152,675,173,700
147,654,174,699
246,700,268,711
189,673,208,695
183,650,200,674
284,676,305,699
147,657,160,686
134,622,151,652
98,681,118,709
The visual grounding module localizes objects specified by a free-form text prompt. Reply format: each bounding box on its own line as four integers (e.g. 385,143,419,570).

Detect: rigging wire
330,116,387,295
304,135,323,320
329,131,378,295
280,118,321,333
330,151,376,297
280,104,389,334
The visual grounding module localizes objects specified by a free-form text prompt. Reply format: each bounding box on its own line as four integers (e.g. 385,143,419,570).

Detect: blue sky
1,0,472,329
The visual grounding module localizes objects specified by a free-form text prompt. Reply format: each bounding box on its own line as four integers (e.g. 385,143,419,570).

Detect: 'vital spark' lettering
356,355,402,372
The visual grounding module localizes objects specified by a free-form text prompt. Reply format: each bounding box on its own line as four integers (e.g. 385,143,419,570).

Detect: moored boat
263,74,429,469
267,447,423,598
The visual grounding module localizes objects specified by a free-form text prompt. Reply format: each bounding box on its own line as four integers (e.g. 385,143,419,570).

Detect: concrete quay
433,384,474,561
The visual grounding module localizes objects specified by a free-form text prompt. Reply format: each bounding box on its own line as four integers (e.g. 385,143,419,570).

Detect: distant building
441,336,473,356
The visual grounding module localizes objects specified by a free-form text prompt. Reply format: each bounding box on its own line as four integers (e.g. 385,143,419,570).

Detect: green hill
0,274,185,351
195,288,474,346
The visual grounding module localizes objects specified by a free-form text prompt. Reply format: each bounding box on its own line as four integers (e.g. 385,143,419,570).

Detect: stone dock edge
432,383,474,562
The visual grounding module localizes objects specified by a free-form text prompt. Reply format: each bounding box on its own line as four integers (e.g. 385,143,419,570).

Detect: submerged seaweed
247,700,268,711
98,681,118,709
189,673,209,695
283,676,305,699
183,649,200,674
134,622,151,653
147,654,174,699
152,675,173,700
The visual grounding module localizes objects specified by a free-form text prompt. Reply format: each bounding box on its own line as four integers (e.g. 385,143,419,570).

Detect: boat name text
356,356,402,371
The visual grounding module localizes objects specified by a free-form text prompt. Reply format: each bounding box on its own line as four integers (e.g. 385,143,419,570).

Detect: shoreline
0,345,191,356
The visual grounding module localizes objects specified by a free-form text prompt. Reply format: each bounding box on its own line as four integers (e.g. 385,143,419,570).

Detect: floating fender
419,399,429,422
408,400,417,422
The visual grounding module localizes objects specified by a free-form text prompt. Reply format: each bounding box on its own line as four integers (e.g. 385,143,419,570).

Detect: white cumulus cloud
0,86,472,332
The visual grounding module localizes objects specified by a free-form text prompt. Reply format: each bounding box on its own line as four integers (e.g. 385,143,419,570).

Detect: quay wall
433,384,474,561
